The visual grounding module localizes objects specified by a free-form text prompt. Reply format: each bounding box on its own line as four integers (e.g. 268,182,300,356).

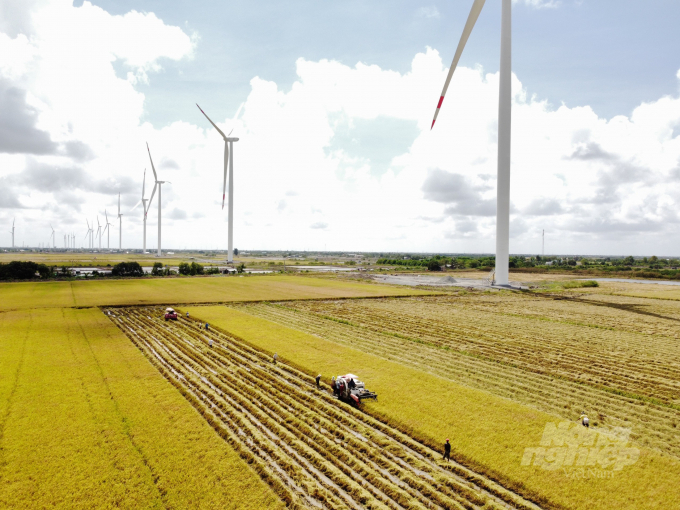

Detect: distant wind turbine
131,169,150,253
50,225,55,249
85,219,93,249
431,0,512,286
196,103,240,263
104,210,114,249
96,217,102,250
10,218,15,248
146,143,170,257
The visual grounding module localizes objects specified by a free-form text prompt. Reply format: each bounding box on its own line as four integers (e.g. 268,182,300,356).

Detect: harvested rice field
229,292,680,458
109,306,540,510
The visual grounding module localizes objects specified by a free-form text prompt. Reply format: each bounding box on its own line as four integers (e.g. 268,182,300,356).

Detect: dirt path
106,306,543,510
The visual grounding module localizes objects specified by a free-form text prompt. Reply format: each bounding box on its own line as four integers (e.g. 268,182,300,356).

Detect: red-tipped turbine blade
430,0,486,129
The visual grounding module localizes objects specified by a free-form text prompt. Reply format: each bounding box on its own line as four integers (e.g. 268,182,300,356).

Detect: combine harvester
332,374,377,405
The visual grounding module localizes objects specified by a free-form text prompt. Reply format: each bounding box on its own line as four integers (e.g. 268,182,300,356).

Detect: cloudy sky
1,0,679,255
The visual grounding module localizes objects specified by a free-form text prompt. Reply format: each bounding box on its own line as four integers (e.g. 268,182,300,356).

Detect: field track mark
0,310,30,462
74,311,169,509
107,306,544,510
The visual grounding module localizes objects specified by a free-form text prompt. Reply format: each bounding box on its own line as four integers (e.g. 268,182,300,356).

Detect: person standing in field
580,413,590,428
273,353,278,364
209,339,213,348
315,374,321,388
443,439,451,461
205,323,209,331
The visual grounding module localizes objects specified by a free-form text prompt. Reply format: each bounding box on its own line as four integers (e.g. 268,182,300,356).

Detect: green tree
111,262,144,277
151,262,164,276
427,260,442,272
237,263,246,274
189,262,204,275
178,262,190,275
624,256,635,266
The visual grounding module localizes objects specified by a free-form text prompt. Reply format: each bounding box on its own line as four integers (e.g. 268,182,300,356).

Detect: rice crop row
280,296,680,404
233,300,680,458
108,306,543,510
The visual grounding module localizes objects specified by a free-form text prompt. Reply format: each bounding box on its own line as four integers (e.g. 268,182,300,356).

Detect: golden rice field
0,274,433,311
4,274,680,509
0,307,281,509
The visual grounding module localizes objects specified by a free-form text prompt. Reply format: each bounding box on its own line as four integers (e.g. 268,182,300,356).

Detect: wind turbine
146,143,170,257
117,193,123,250
196,104,240,263
431,0,512,286
50,225,55,250
131,169,149,253
85,219,93,249
104,210,114,249
96,217,102,250
10,218,15,248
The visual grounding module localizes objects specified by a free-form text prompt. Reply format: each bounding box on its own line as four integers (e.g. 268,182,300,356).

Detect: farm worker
273,353,278,364
443,439,451,461
209,339,213,348
580,414,590,428
205,323,209,331
186,312,189,318
348,377,356,390
315,374,321,388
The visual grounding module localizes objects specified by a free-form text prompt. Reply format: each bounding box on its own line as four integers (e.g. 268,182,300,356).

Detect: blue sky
89,0,680,125
1,0,680,255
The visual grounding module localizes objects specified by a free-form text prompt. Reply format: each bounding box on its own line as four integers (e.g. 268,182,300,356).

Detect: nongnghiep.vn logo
521,422,639,474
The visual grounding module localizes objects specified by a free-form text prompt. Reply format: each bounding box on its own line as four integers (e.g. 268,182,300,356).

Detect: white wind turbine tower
117,193,124,250
96,217,102,250
10,218,15,248
196,104,240,263
431,0,512,286
104,210,114,249
85,219,93,249
50,225,55,250
131,169,150,253
146,143,170,257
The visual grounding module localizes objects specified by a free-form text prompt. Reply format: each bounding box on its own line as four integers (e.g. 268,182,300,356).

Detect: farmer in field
580,413,590,428
273,353,278,364
205,323,209,331
443,439,451,461
315,374,321,387
209,339,213,348
331,376,337,394
186,312,189,318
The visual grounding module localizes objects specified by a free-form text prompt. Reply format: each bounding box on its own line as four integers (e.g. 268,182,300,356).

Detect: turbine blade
431,0,486,129
196,103,227,139
147,143,158,181
130,200,143,212
142,168,146,198
146,183,158,218
222,142,229,209
233,102,245,122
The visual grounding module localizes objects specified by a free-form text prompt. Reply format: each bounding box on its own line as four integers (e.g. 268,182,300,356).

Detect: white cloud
416,6,440,19
1,1,680,256
515,0,561,8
